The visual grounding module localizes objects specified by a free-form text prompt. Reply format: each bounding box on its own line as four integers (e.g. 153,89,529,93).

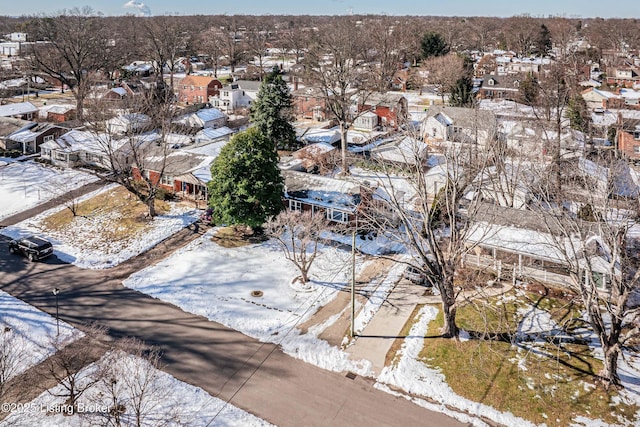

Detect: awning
173,172,203,185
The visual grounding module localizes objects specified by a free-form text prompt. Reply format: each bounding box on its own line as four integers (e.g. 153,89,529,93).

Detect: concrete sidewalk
345,278,427,375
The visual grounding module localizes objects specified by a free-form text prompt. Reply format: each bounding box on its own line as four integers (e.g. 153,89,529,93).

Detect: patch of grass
41,186,170,242
419,299,638,426
210,226,254,248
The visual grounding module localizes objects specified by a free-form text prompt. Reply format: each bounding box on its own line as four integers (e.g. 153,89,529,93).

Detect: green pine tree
250,67,297,150
208,127,284,228
420,32,449,60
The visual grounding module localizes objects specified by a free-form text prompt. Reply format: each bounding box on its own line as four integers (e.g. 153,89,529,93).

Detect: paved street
0,225,466,426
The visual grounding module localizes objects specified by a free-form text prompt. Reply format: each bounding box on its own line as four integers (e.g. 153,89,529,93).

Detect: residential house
422,105,498,146
194,126,235,145
466,203,620,291
477,74,522,101
106,113,152,135
131,140,217,201
282,170,364,225
291,87,330,121
173,107,227,130
210,80,259,113
291,142,337,173
0,117,34,150
617,118,640,161
359,93,408,130
39,104,76,123
178,75,223,105
606,67,640,88
353,111,379,131
581,87,619,110
5,123,68,154
370,136,428,167
40,130,125,169
0,102,38,120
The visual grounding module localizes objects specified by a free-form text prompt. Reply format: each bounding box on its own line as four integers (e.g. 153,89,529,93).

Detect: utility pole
52,288,60,337
350,230,356,337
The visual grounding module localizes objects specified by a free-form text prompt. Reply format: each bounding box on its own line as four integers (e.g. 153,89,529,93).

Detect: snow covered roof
195,126,234,141
41,130,124,154
370,136,427,166
0,102,38,118
283,170,361,212
196,108,226,121
300,128,341,145
184,139,228,157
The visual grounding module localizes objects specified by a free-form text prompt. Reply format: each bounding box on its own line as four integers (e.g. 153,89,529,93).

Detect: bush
155,187,175,201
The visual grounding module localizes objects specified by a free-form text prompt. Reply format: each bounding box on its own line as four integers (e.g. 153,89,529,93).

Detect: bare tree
420,53,466,102
199,27,225,77
265,210,328,285
0,327,26,400
360,138,495,338
143,16,190,90
98,339,171,427
304,18,375,175
45,325,107,414
220,19,246,74
528,158,640,388
85,85,178,218
25,7,110,120
245,25,270,80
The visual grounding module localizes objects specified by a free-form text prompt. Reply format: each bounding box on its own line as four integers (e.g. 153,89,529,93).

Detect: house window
634,146,640,154
55,151,66,161
634,132,640,141
43,135,54,142
453,126,462,133
326,208,348,223
289,200,302,211
161,175,173,185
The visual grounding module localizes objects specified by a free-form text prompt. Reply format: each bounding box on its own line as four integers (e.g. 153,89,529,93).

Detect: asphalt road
0,228,467,427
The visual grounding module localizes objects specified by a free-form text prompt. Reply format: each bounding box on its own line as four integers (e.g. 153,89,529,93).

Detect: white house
174,108,227,129
209,81,260,112
106,113,152,135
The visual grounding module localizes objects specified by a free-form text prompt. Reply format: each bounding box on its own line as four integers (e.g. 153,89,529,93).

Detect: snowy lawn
0,289,81,382
0,160,98,221
124,228,373,375
376,288,640,427
1,185,199,269
0,351,272,427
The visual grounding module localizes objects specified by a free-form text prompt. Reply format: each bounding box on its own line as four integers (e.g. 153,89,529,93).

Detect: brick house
5,123,68,154
359,93,408,130
617,119,640,161
292,87,330,121
178,76,223,105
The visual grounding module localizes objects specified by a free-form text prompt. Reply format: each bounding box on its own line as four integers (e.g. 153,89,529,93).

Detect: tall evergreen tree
208,128,284,228
420,32,449,60
449,76,474,107
250,67,297,150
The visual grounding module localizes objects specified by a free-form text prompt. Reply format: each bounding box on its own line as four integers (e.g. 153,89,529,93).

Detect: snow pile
0,289,81,381
0,161,98,221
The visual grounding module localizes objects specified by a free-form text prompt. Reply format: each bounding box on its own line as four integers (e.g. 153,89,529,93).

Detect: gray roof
0,117,33,137
426,105,497,129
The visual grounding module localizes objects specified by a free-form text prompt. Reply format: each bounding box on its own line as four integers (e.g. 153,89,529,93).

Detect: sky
2,0,639,19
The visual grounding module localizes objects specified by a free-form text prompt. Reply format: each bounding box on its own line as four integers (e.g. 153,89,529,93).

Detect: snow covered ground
0,290,81,381
1,185,200,269
0,351,272,427
0,160,98,221
124,229,373,375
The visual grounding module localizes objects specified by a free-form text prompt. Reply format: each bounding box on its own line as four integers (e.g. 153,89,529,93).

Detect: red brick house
292,87,330,121
359,93,408,130
44,105,76,123
606,67,640,88
178,76,223,105
617,118,640,161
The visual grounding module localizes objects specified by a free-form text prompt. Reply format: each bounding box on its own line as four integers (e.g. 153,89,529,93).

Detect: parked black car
8,236,53,261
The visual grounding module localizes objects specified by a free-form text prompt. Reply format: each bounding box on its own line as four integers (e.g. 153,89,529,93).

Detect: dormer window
514,80,520,88
487,78,496,86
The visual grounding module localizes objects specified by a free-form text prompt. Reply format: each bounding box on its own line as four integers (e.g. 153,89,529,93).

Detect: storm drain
345,372,357,380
